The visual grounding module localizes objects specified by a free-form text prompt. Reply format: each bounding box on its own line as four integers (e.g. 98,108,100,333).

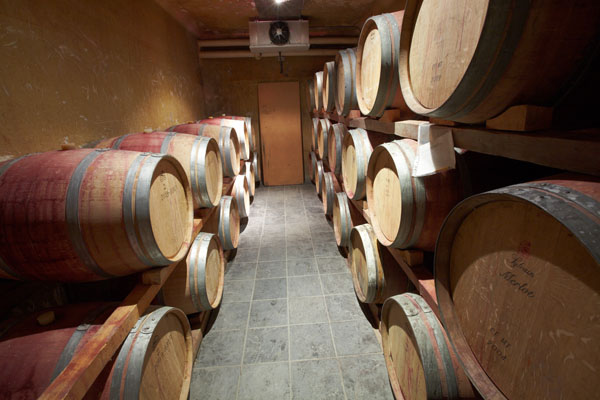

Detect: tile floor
190,183,393,400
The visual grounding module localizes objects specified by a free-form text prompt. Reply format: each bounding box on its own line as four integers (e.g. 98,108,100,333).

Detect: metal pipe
197,36,357,48
198,49,339,59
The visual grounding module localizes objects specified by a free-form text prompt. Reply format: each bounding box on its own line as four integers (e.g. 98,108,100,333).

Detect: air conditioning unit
249,20,309,54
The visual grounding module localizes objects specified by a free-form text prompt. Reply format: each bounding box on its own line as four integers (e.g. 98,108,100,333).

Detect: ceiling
155,0,401,38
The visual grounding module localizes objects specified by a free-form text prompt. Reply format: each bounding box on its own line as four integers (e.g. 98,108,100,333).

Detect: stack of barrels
0,112,261,398
308,2,600,398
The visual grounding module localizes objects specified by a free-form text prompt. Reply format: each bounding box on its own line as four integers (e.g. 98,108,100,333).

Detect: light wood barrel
252,152,261,184
217,196,240,251
198,118,250,160
244,161,256,197
314,71,324,112
160,232,225,314
0,149,193,282
399,1,600,123
349,224,411,304
321,172,340,217
322,61,337,113
335,48,359,116
97,132,223,209
315,160,324,196
223,116,254,152
356,11,409,118
232,175,250,219
308,78,316,111
342,128,373,200
316,118,332,160
327,123,347,176
381,293,474,400
435,177,600,399
311,118,319,151
366,139,460,251
333,192,352,247
168,123,241,177
0,303,193,400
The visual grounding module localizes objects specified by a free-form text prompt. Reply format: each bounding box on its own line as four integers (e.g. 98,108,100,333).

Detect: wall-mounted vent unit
249,20,309,54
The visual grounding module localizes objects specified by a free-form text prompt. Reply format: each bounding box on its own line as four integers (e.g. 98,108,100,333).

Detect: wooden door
258,81,303,186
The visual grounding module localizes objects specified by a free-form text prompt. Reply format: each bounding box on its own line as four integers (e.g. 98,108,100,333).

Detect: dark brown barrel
0,304,192,400
317,118,332,160
356,11,410,118
311,118,319,151
0,149,193,282
366,139,461,251
322,61,337,112
435,176,600,399
308,78,316,111
398,1,600,123
342,128,373,200
335,48,359,116
314,71,324,112
327,123,347,177
381,294,475,400
97,131,223,209
309,151,317,184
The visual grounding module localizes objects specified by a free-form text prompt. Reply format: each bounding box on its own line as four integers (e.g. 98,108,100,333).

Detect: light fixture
274,0,287,4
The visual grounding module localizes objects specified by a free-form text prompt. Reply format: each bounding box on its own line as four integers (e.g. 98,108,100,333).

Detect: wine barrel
316,118,332,160
327,123,347,176
314,71,324,112
381,294,474,400
398,1,600,123
168,123,241,177
97,132,222,209
217,196,240,251
366,139,461,251
315,160,324,197
311,118,319,151
342,128,373,200
0,149,193,282
332,192,352,248
322,61,337,113
197,118,250,160
0,303,193,400
435,176,600,399
349,224,410,304
252,152,261,184
321,172,341,217
223,116,254,152
160,232,224,314
244,161,256,197
308,78,316,111
232,175,250,219
309,151,317,184
356,11,410,118
335,48,359,116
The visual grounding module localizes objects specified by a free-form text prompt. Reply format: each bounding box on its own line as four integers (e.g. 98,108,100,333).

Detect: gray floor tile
196,329,245,366
306,206,324,214
222,279,254,303
233,247,259,263
260,234,286,248
313,240,340,257
317,257,349,274
253,277,287,300
289,296,328,324
331,319,381,356
243,326,289,364
238,234,262,249
320,273,355,295
225,262,257,280
288,275,323,298
258,245,286,262
262,224,285,236
339,355,394,400
311,231,334,242
249,299,288,328
285,214,307,224
291,359,345,400
264,215,285,226
238,362,291,400
256,261,286,279
285,231,311,242
190,366,240,400
286,242,314,259
290,323,335,360
287,258,318,276
212,302,250,331
285,221,310,235
325,294,363,322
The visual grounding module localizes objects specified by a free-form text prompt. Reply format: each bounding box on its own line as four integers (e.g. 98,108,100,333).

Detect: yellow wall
0,0,204,160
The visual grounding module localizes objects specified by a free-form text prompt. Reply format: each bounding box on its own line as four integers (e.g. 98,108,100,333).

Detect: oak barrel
335,48,359,116
316,118,332,160
381,294,474,400
160,232,225,314
216,196,240,251
398,1,600,123
223,116,254,152
244,161,256,197
308,78,316,111
232,174,250,219
314,71,324,112
168,123,241,177
197,118,250,160
309,151,317,184
350,224,410,304
322,61,337,113
315,160,324,197
321,172,340,217
0,303,193,400
332,192,352,248
252,152,261,184
366,139,460,251
311,118,319,151
342,128,373,200
97,132,223,209
356,11,410,118
435,176,600,399
327,123,347,177
0,149,193,282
